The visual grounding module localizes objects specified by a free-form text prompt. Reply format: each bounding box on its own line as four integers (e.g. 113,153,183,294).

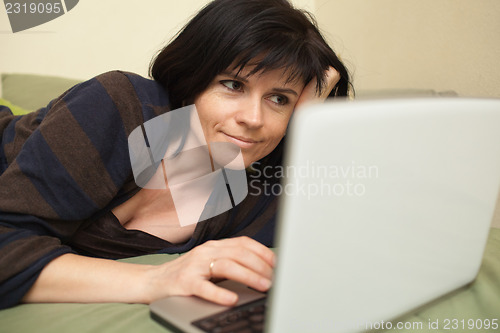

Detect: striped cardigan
0,71,278,308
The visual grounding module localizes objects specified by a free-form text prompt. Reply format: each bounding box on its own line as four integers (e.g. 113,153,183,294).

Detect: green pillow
0,98,32,116
1,73,82,111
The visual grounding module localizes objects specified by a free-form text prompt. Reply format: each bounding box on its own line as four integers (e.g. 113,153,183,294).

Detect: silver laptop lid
267,98,500,333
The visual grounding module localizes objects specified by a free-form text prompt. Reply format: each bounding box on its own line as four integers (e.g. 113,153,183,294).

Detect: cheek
269,113,292,138
259,115,291,156
195,95,223,131
195,90,238,119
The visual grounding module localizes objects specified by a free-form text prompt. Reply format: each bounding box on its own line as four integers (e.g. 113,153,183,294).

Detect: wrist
138,263,171,304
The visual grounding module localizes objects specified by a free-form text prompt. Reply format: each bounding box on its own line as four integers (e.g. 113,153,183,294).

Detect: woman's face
195,67,304,167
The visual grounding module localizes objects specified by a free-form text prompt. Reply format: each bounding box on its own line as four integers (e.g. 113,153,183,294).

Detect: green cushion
0,229,498,333
1,73,82,111
0,98,32,116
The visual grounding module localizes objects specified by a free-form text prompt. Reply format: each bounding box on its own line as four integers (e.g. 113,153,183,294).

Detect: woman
0,0,350,308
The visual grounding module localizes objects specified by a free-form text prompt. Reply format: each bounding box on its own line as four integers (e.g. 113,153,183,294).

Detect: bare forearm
21,237,275,307
22,253,154,304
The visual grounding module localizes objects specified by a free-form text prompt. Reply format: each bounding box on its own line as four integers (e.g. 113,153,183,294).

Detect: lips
222,132,260,149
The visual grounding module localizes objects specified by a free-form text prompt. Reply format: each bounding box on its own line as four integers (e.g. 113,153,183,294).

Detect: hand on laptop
296,66,340,108
144,236,275,306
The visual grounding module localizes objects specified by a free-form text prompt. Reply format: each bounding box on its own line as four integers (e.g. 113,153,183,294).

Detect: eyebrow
271,87,298,97
219,71,299,97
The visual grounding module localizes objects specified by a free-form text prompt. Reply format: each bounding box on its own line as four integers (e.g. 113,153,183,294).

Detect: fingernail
261,278,272,290
225,293,238,305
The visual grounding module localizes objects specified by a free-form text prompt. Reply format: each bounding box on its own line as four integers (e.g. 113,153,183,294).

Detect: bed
1,73,499,333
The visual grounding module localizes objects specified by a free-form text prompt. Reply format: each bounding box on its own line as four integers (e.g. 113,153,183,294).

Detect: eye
221,80,244,92
268,95,288,106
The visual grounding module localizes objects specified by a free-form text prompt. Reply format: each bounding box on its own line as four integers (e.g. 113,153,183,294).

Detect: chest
112,187,198,244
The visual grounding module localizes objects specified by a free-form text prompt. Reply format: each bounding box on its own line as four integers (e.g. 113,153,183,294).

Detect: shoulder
92,70,151,93
93,71,171,115
46,71,171,136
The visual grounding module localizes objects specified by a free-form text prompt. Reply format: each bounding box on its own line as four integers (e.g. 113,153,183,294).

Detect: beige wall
316,0,500,98
1,0,498,95
0,0,314,80
0,0,211,80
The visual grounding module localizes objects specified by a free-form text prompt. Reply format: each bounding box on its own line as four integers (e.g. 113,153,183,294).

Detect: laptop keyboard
192,298,267,333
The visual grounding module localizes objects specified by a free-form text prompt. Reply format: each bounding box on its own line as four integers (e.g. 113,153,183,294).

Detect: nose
234,97,264,129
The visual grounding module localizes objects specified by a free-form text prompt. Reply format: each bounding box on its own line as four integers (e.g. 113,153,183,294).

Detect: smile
222,132,260,149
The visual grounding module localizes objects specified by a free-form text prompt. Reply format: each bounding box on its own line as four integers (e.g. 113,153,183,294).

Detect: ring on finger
208,259,216,278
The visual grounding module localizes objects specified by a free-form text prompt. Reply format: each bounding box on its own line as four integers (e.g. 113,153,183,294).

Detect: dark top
0,71,278,309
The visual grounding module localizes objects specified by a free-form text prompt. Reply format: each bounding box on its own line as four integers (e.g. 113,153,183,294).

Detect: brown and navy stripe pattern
0,71,171,308
0,71,279,309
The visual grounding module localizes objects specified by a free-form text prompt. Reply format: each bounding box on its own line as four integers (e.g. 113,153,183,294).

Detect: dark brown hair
150,0,351,109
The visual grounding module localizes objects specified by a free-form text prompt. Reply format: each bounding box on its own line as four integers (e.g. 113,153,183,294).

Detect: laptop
150,97,500,333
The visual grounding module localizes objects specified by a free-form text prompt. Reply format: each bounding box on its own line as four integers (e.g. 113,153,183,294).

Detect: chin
242,158,253,169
